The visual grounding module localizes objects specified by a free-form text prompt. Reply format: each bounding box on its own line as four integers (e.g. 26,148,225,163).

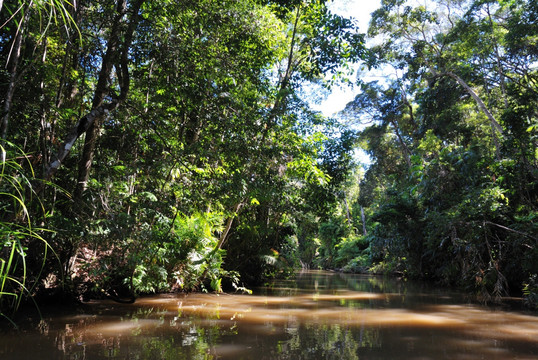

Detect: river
1,270,537,359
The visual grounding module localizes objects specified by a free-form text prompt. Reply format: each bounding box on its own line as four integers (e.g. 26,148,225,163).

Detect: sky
311,0,382,165
311,0,382,118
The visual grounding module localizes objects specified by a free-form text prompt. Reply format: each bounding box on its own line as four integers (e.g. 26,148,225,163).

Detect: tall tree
344,0,537,303
44,0,145,190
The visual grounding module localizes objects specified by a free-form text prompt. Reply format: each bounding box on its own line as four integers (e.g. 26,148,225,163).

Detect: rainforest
0,0,537,325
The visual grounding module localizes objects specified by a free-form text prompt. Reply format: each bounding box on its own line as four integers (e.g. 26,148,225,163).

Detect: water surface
1,270,537,359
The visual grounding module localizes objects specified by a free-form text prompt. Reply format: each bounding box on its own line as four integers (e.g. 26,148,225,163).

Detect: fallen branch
484,221,537,245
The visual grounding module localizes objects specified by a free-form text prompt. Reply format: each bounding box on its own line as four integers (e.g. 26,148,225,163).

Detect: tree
342,0,537,304
0,0,76,140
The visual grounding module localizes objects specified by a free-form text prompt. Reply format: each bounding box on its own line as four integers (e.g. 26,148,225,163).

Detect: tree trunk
55,1,83,110
265,5,301,131
443,71,503,159
342,194,352,225
0,5,31,140
443,71,504,135
200,201,244,282
217,202,244,250
39,40,50,166
41,0,144,191
73,0,129,198
389,119,411,167
44,103,119,181
360,206,367,236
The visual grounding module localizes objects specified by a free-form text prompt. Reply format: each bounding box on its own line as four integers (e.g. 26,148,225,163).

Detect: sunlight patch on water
66,295,538,359
81,318,164,336
114,292,538,346
2,272,538,360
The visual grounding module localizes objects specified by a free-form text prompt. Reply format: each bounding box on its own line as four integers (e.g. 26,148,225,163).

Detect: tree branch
44,100,119,181
443,71,504,135
484,221,538,244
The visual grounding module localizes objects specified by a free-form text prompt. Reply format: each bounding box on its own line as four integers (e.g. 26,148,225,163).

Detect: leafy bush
74,211,233,298
279,235,301,269
334,235,368,269
523,275,538,310
0,143,55,319
342,252,371,273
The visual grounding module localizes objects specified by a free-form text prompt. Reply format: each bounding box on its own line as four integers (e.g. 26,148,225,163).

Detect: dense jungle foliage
0,0,536,320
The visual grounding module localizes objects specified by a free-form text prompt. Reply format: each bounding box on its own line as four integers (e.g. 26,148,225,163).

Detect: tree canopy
0,0,366,312
346,0,537,305
0,0,536,316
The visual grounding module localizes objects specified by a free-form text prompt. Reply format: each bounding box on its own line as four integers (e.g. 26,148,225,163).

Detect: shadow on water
1,270,537,359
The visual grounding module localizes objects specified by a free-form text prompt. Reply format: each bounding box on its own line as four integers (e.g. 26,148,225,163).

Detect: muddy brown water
1,270,537,359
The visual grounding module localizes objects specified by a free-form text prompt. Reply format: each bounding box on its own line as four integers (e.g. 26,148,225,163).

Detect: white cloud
313,0,381,118
308,0,382,166
329,0,381,32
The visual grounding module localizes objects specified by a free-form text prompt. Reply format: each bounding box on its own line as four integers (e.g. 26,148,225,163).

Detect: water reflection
1,271,537,359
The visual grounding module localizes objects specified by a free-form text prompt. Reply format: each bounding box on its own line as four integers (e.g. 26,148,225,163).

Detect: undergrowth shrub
0,142,55,321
